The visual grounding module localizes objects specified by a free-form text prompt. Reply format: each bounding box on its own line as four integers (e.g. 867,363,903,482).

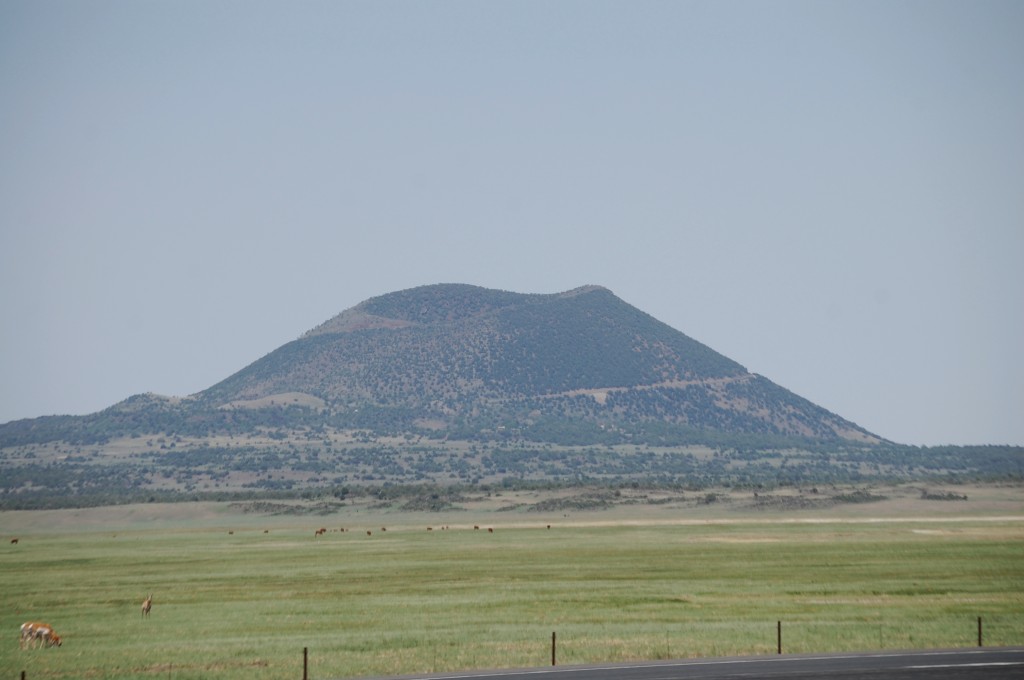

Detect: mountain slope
197,284,877,443
15,282,1024,508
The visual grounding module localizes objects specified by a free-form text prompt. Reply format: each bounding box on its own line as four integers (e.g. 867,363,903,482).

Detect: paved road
366,648,1024,680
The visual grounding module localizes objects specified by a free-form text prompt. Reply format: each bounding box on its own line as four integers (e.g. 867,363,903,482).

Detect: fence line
18,616,1003,680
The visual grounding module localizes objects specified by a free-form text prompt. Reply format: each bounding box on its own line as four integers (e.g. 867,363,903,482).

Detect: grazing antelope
20,622,61,649
35,626,61,648
141,594,153,618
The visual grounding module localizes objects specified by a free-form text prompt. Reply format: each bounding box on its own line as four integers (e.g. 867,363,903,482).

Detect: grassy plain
1,485,1022,680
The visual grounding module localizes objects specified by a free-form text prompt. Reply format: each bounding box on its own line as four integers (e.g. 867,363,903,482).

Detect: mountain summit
199,284,878,443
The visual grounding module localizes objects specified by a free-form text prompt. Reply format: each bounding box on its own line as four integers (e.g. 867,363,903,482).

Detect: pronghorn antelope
20,622,62,649
141,594,153,618
36,625,62,648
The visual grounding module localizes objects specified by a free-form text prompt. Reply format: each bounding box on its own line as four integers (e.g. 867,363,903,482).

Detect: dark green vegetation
2,284,1022,509
202,284,874,441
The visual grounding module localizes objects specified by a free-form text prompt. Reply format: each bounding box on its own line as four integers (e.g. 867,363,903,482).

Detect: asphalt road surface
367,648,1024,680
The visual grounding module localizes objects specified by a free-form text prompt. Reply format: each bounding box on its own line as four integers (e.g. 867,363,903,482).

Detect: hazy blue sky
2,1,1022,446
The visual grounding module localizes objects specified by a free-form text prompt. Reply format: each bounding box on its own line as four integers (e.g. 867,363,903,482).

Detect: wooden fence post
303,646,308,680
978,617,983,647
777,621,782,654
552,631,557,666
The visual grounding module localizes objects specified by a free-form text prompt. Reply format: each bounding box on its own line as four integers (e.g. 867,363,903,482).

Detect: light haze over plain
1,1,1022,447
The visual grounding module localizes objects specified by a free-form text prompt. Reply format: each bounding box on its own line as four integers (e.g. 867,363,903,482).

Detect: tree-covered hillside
194,284,867,442
9,283,1014,509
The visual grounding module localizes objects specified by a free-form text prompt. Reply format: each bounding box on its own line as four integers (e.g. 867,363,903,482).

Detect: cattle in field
366,530,372,536
20,622,61,649
141,594,153,618
10,538,18,544
314,528,326,537
488,527,494,533
474,525,480,530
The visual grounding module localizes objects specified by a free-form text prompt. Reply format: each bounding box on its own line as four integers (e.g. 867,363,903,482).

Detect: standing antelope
141,594,153,618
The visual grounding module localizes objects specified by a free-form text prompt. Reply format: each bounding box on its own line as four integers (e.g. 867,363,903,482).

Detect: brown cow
10,538,18,544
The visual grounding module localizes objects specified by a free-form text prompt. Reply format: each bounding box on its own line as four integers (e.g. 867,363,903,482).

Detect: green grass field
2,497,1023,680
